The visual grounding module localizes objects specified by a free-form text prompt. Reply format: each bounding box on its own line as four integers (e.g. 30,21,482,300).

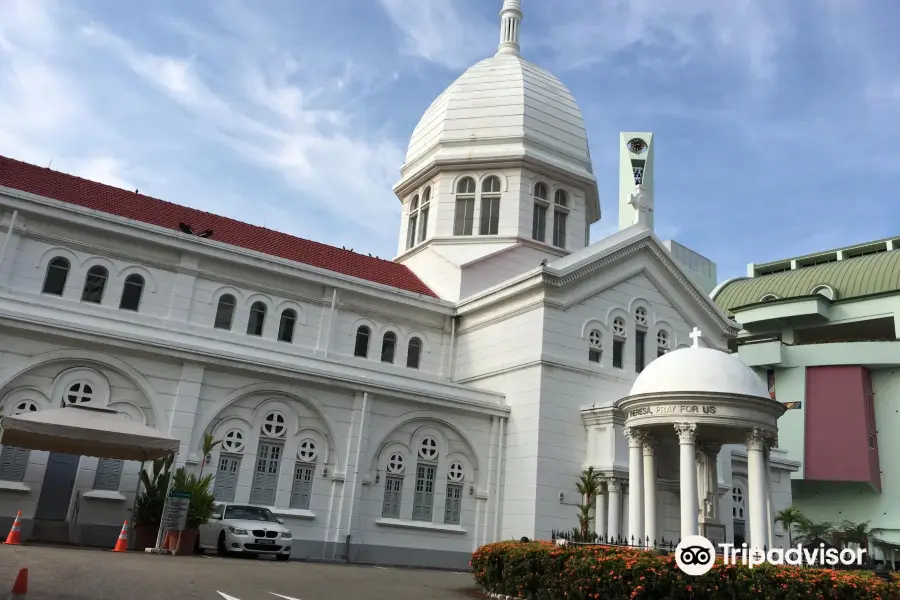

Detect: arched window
381,331,397,363
532,182,549,242
588,329,602,363
277,309,297,343
250,411,286,505
612,317,626,369
553,189,568,248
290,439,318,510
246,301,267,336
119,274,145,311
0,400,38,482
732,484,745,520
213,294,236,330
759,294,778,302
406,194,419,250
413,437,439,521
215,429,245,502
81,266,108,303
445,460,465,525
634,308,648,373
453,177,476,236
656,329,670,358
42,257,70,296
354,326,370,358
407,337,422,369
382,452,405,518
419,187,431,243
480,176,501,235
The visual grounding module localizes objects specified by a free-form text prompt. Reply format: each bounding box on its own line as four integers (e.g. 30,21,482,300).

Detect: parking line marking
269,594,302,600
217,592,242,600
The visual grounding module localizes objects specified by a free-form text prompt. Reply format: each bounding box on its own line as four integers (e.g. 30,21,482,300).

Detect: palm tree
574,466,603,542
775,506,806,546
839,520,882,557
197,433,222,478
796,518,834,544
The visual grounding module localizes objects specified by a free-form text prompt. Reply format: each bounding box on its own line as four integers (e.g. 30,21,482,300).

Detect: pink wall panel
804,366,880,490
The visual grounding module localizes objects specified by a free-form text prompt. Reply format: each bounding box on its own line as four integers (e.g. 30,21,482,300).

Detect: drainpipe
492,416,507,542
344,391,368,562
0,210,19,288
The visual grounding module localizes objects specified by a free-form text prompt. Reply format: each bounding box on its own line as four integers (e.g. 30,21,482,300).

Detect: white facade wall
0,193,792,567
0,209,506,568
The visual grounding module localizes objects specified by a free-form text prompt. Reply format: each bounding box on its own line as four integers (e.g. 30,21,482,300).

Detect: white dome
404,54,592,173
629,347,770,399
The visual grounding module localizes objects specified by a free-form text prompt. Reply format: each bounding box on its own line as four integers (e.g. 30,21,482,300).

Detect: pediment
542,227,738,336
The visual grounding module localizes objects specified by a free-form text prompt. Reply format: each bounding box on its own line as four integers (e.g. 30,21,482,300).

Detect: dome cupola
394,1,602,302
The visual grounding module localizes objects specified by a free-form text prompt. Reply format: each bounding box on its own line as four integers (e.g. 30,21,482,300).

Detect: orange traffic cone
8,568,27,599
112,521,128,552
4,512,22,545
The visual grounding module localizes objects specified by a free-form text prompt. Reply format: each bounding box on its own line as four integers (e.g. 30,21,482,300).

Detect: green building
712,236,900,563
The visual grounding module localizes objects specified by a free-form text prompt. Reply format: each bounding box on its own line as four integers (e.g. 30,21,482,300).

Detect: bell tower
618,132,654,231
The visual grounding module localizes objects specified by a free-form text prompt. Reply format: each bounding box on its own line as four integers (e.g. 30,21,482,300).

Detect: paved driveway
0,545,476,600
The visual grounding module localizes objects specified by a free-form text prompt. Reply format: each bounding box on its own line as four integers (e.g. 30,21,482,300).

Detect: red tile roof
0,155,437,297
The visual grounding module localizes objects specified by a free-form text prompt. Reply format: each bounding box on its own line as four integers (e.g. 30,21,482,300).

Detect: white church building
0,0,798,568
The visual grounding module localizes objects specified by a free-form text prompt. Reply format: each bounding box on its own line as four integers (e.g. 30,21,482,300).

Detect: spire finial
496,0,522,56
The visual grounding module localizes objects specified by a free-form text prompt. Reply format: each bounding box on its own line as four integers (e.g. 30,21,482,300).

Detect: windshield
223,506,278,522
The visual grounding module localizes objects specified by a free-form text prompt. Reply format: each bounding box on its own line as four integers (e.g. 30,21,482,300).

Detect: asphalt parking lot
0,544,475,600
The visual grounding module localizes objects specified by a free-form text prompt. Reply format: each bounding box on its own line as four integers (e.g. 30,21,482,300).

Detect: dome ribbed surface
405,54,590,168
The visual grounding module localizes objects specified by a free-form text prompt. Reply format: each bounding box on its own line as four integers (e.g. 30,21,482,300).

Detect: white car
196,503,293,561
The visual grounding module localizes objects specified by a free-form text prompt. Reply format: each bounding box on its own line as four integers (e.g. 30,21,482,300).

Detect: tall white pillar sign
642,437,658,545
746,429,768,550
675,422,698,540
607,479,623,541
625,427,644,544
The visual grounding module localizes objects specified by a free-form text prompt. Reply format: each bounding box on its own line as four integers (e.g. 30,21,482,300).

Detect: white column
625,427,644,544
705,443,722,522
642,437,658,546
746,428,768,550
675,422,698,540
607,478,623,542
596,481,608,539
764,445,775,548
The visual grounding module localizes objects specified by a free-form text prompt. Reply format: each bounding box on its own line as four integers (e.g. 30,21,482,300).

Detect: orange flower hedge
470,541,900,600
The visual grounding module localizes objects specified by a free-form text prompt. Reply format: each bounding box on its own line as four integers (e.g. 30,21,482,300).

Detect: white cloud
0,0,408,256
377,0,496,70
535,0,791,81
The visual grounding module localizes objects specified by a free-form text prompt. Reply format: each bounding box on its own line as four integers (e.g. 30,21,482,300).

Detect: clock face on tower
627,138,647,154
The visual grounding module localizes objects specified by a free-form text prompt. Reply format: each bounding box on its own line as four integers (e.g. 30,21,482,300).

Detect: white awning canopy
0,404,179,461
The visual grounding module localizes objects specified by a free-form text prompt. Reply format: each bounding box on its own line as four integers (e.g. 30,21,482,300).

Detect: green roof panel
713,250,900,314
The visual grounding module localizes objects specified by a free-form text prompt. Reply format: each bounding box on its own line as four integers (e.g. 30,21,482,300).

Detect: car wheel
276,554,290,562
217,532,228,557
194,535,204,555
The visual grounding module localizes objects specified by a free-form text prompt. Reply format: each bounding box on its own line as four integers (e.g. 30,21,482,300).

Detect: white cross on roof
689,327,702,347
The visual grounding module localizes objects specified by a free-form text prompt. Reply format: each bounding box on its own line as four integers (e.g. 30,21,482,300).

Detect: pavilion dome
629,346,770,399
403,53,592,174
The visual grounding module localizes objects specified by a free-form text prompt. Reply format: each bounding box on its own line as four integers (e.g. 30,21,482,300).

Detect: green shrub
470,541,900,600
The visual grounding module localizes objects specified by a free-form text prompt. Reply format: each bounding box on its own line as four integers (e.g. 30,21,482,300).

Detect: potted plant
132,454,173,551
165,467,216,555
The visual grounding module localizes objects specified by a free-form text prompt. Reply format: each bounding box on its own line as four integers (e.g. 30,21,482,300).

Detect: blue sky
1,0,899,282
